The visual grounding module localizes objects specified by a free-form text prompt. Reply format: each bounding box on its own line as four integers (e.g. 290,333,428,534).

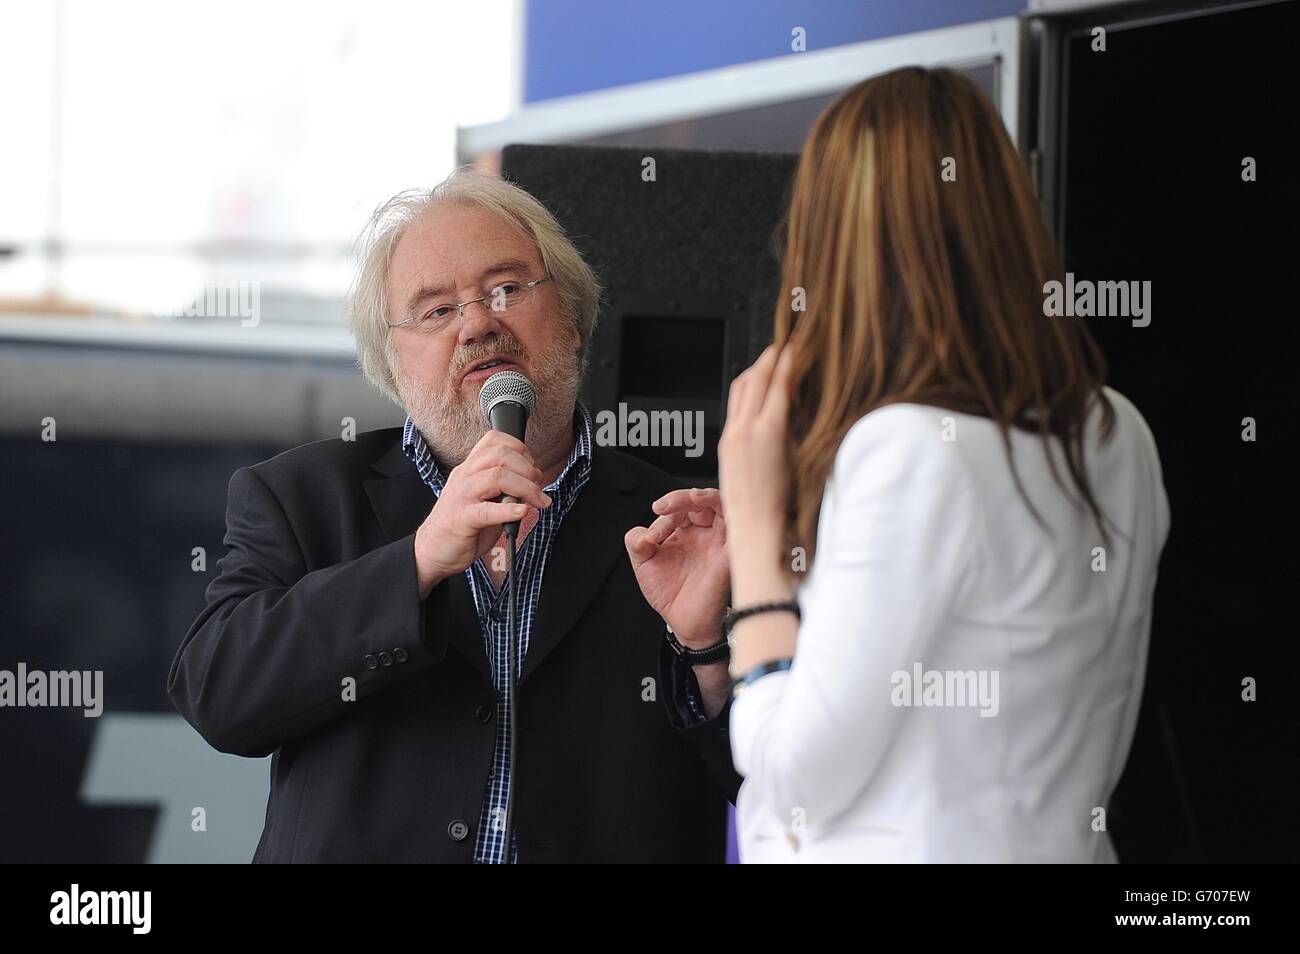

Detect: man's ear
576,340,592,388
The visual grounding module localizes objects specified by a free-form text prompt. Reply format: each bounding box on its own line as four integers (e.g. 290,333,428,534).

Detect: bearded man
168,170,739,863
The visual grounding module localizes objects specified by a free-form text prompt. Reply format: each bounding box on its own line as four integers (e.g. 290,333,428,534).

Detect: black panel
1055,0,1298,862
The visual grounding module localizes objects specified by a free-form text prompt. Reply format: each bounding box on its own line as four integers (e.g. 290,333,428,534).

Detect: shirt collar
402,400,594,498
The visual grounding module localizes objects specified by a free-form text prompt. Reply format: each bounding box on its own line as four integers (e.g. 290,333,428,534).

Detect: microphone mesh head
478,369,537,421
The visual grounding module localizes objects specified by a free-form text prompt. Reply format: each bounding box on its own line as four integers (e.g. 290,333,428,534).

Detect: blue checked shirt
402,401,709,863
403,403,595,864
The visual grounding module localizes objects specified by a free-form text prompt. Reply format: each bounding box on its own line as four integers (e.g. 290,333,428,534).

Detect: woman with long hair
718,66,1170,862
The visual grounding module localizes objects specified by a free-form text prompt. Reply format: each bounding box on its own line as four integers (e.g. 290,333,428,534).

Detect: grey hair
348,168,602,406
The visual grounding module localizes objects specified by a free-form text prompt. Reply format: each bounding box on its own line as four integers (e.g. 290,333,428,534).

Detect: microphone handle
488,400,529,442
488,400,530,533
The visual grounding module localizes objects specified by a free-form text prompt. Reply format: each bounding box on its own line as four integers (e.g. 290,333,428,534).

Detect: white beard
394,328,583,471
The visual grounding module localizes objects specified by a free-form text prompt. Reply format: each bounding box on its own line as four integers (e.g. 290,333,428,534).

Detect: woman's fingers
728,345,780,425
761,344,795,421
747,344,780,401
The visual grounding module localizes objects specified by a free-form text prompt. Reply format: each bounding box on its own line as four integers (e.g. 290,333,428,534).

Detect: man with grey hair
170,169,739,863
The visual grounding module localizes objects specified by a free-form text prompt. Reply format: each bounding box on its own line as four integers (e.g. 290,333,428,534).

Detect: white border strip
460,16,1022,154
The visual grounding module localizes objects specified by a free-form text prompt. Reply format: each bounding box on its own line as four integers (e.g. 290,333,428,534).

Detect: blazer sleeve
659,641,743,804
728,408,979,829
167,465,449,758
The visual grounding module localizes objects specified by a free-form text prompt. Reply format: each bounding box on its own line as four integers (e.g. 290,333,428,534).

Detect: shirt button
378,651,393,667
447,819,470,842
476,704,493,724
393,647,409,663
363,654,379,670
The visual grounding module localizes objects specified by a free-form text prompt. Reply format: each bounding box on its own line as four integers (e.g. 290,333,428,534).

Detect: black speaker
501,143,798,481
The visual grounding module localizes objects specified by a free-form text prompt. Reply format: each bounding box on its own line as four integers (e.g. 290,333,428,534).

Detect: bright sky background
0,0,520,317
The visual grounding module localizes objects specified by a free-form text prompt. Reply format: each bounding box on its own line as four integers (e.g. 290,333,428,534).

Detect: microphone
479,369,537,532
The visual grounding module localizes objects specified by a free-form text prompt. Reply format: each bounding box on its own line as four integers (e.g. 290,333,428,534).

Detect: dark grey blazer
168,426,739,862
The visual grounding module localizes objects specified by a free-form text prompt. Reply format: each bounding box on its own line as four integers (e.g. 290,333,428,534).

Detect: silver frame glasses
387,274,553,331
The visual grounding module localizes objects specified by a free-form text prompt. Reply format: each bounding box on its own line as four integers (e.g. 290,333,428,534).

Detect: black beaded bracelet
723,600,801,640
731,658,794,700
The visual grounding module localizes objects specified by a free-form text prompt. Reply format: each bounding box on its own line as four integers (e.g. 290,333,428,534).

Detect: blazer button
363,654,379,670
476,704,493,724
393,647,409,663
378,651,394,667
447,819,470,842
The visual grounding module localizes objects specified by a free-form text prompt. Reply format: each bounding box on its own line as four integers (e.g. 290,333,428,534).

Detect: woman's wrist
726,540,798,676
728,610,799,676
730,549,795,606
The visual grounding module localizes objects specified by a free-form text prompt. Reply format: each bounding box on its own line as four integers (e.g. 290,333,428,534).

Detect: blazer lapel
522,444,647,683
363,435,492,684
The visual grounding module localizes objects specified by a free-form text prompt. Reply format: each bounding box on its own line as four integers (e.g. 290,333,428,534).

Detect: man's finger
646,510,692,542
469,467,551,510
467,500,531,529
685,508,716,528
652,487,722,516
623,526,656,567
468,428,531,462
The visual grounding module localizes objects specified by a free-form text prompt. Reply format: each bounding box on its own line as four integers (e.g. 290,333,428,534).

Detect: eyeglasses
387,274,553,334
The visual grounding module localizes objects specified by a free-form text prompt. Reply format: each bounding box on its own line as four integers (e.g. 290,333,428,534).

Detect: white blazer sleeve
729,406,980,829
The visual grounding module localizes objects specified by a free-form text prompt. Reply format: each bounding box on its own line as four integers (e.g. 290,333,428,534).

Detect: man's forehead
389,207,541,302
400,207,537,268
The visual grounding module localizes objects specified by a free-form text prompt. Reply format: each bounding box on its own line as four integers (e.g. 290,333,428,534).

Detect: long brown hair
774,66,1114,569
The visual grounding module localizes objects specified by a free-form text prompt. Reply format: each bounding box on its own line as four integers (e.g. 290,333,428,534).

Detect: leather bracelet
731,658,794,700
664,618,731,665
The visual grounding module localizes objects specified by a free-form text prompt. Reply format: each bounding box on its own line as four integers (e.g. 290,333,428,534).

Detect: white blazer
729,387,1170,863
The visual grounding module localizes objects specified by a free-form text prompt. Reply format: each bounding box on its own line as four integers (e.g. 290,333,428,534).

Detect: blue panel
524,0,1026,102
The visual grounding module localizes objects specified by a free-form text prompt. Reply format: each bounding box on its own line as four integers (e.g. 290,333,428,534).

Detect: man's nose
456,297,504,347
